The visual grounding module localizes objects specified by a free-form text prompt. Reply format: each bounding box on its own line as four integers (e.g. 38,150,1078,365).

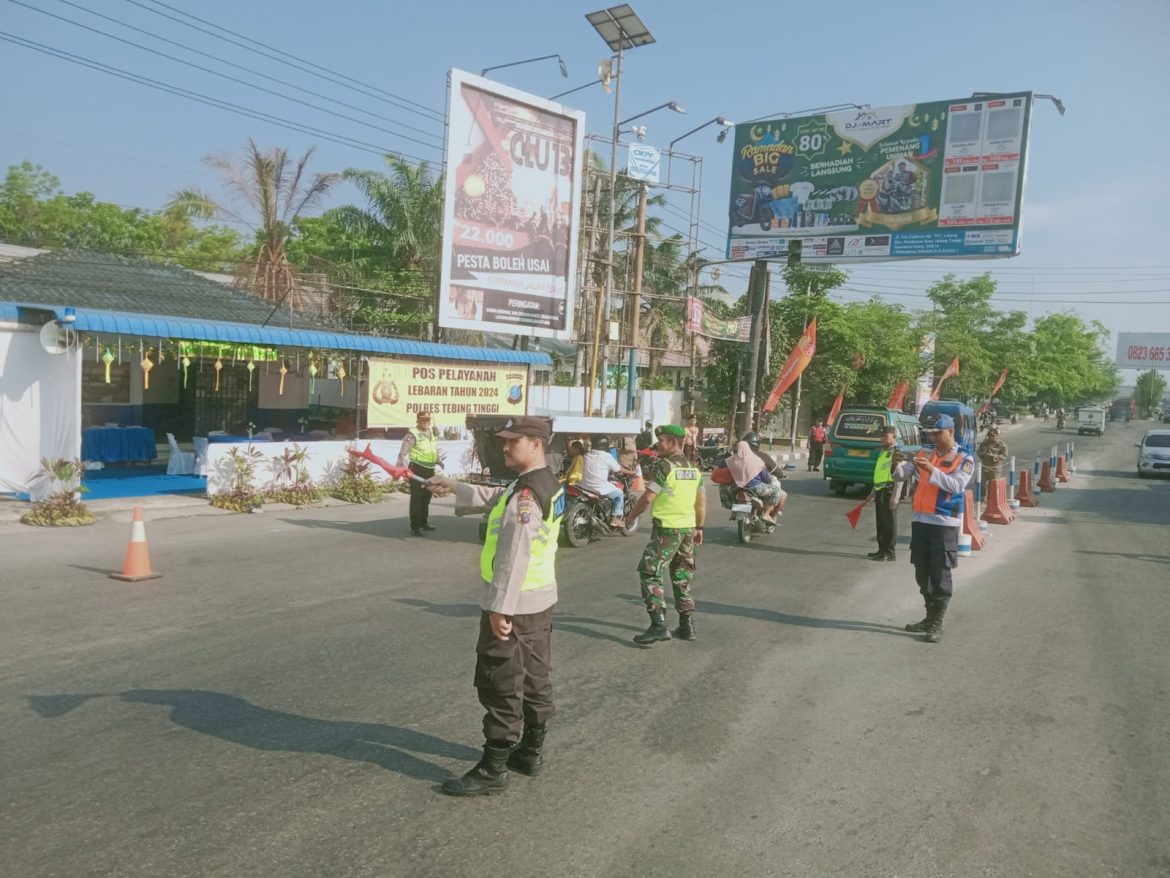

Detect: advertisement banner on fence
438,69,585,340
727,93,1033,262
367,357,529,428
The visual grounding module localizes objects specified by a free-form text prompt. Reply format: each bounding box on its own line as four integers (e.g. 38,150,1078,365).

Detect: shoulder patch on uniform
516,487,537,524
960,457,975,474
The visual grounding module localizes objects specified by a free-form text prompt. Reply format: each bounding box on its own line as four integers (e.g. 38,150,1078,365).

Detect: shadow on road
279,517,474,544
1076,549,1170,567
397,598,645,649
26,689,476,782
698,599,914,638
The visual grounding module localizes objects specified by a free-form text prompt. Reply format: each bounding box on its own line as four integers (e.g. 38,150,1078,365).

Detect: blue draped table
82,426,158,463
207,434,273,444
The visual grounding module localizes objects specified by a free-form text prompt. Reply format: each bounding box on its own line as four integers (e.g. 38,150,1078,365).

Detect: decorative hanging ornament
141,352,154,390
308,360,318,395
214,357,223,392
278,361,288,396
182,355,191,388
337,361,347,397
247,358,255,392
101,348,115,384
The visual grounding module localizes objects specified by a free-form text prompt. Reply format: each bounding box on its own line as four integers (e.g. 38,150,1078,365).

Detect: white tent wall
526,386,683,425
0,325,82,499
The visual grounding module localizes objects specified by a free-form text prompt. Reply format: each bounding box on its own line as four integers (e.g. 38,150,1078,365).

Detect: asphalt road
2,419,1168,877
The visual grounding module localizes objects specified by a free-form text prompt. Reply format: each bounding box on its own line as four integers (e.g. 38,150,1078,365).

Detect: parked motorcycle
720,484,776,544
561,472,640,547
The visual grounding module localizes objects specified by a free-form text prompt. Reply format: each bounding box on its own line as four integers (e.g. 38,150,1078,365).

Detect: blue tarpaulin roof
0,304,552,366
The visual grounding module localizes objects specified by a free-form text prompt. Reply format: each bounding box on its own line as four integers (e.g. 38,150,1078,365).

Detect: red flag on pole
979,369,1009,414
887,380,910,411
846,495,872,529
763,319,817,413
826,389,846,425
929,357,960,401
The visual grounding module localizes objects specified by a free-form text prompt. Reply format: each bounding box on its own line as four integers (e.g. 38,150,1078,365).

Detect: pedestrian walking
866,425,905,561
426,417,564,797
976,426,1008,492
683,416,699,464
808,419,827,471
892,414,975,642
397,411,444,536
623,424,706,645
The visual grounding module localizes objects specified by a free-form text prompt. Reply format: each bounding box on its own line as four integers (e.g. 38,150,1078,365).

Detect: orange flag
826,389,846,425
887,380,910,411
929,357,960,401
979,369,1009,414
763,319,817,413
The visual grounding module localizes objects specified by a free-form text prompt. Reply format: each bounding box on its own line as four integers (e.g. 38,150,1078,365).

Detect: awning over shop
1,303,552,366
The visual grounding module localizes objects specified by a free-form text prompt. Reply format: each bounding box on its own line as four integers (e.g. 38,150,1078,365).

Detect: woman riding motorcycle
713,437,786,523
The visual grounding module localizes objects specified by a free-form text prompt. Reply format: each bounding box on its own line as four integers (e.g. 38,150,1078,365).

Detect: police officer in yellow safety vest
426,417,564,797
397,411,444,536
866,425,906,562
623,423,706,646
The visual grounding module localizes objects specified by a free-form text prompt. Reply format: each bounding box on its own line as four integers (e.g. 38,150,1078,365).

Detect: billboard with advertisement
367,357,528,428
439,69,585,339
1116,333,1170,370
727,93,1033,262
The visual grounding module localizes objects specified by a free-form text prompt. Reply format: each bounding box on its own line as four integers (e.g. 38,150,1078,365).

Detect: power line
0,31,428,164
124,0,446,124
10,1,443,155
53,0,445,145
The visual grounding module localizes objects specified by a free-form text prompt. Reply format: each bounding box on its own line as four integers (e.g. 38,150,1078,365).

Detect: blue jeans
600,486,623,517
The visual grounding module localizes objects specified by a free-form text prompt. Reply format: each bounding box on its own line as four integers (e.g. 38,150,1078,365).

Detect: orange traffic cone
110,506,162,582
1017,469,1039,508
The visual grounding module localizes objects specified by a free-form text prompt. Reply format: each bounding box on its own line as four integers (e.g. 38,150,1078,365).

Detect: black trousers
809,441,824,468
408,462,435,529
474,608,555,745
909,521,958,605
875,485,897,554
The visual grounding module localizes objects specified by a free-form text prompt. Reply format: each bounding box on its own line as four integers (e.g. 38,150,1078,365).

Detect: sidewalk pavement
0,490,410,527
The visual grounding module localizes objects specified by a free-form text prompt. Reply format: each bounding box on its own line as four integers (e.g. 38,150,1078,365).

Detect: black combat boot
506,724,547,777
633,611,672,646
924,603,948,643
905,598,934,633
674,612,697,641
441,741,511,796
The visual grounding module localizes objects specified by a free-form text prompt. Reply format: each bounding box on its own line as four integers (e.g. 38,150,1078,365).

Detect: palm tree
334,155,444,288
169,139,339,307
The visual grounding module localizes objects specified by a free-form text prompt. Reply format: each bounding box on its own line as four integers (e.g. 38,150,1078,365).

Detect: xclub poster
439,70,585,339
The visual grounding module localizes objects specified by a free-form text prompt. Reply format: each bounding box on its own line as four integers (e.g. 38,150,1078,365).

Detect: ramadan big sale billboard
726,93,1033,262
438,69,585,339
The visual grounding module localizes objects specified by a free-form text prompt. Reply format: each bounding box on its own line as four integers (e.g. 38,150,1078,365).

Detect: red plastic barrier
981,478,1015,525
1017,469,1040,507
961,489,986,550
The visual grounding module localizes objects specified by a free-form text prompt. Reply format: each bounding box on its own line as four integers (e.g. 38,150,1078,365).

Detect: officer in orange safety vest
891,414,974,643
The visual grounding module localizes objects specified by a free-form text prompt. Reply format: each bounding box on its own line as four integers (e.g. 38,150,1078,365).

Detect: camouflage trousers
637,526,697,613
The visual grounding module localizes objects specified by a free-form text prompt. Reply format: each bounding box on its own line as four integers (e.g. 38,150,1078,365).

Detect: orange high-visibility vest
912,450,967,519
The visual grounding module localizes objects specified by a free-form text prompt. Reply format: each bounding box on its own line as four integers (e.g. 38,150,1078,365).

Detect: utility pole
625,181,648,415
741,259,768,436
590,44,623,418
790,281,812,451
576,171,603,393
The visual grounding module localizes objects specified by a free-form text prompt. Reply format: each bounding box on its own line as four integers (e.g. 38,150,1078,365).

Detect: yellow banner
367,357,528,427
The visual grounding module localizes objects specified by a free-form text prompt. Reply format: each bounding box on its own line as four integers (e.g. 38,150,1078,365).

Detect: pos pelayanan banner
367,357,528,428
439,69,585,340
727,93,1033,262
685,297,752,342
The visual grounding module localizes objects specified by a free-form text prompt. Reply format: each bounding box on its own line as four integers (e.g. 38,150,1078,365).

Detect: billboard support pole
741,260,766,436
626,181,649,415
790,283,812,451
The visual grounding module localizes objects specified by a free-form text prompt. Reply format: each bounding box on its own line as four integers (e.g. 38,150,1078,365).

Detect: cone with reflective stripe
110,506,162,581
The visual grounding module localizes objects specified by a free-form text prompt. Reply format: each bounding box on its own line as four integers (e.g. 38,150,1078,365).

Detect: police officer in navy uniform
892,414,974,642
427,417,564,796
397,411,444,536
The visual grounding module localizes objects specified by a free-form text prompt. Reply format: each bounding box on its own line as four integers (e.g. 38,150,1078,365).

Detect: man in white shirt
580,436,633,528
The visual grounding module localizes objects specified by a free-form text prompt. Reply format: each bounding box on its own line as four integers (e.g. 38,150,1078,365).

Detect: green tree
1029,313,1118,406
1133,369,1167,418
169,140,339,304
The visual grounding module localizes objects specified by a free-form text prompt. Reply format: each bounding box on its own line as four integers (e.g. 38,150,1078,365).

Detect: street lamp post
585,4,655,416
666,116,734,185
481,54,569,79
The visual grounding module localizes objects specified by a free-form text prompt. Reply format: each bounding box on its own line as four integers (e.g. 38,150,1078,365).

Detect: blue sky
3,0,1168,368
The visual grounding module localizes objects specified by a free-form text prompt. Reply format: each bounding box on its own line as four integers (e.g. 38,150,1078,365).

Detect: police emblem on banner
507,373,525,405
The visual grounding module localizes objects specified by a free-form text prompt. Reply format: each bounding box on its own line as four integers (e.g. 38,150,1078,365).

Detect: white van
1076,406,1107,436
1136,429,1170,478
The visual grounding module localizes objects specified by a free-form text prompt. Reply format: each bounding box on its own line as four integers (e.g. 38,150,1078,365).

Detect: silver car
1136,429,1170,478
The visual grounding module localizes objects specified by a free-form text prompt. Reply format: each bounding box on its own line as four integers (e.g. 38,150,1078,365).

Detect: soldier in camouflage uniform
623,424,707,645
